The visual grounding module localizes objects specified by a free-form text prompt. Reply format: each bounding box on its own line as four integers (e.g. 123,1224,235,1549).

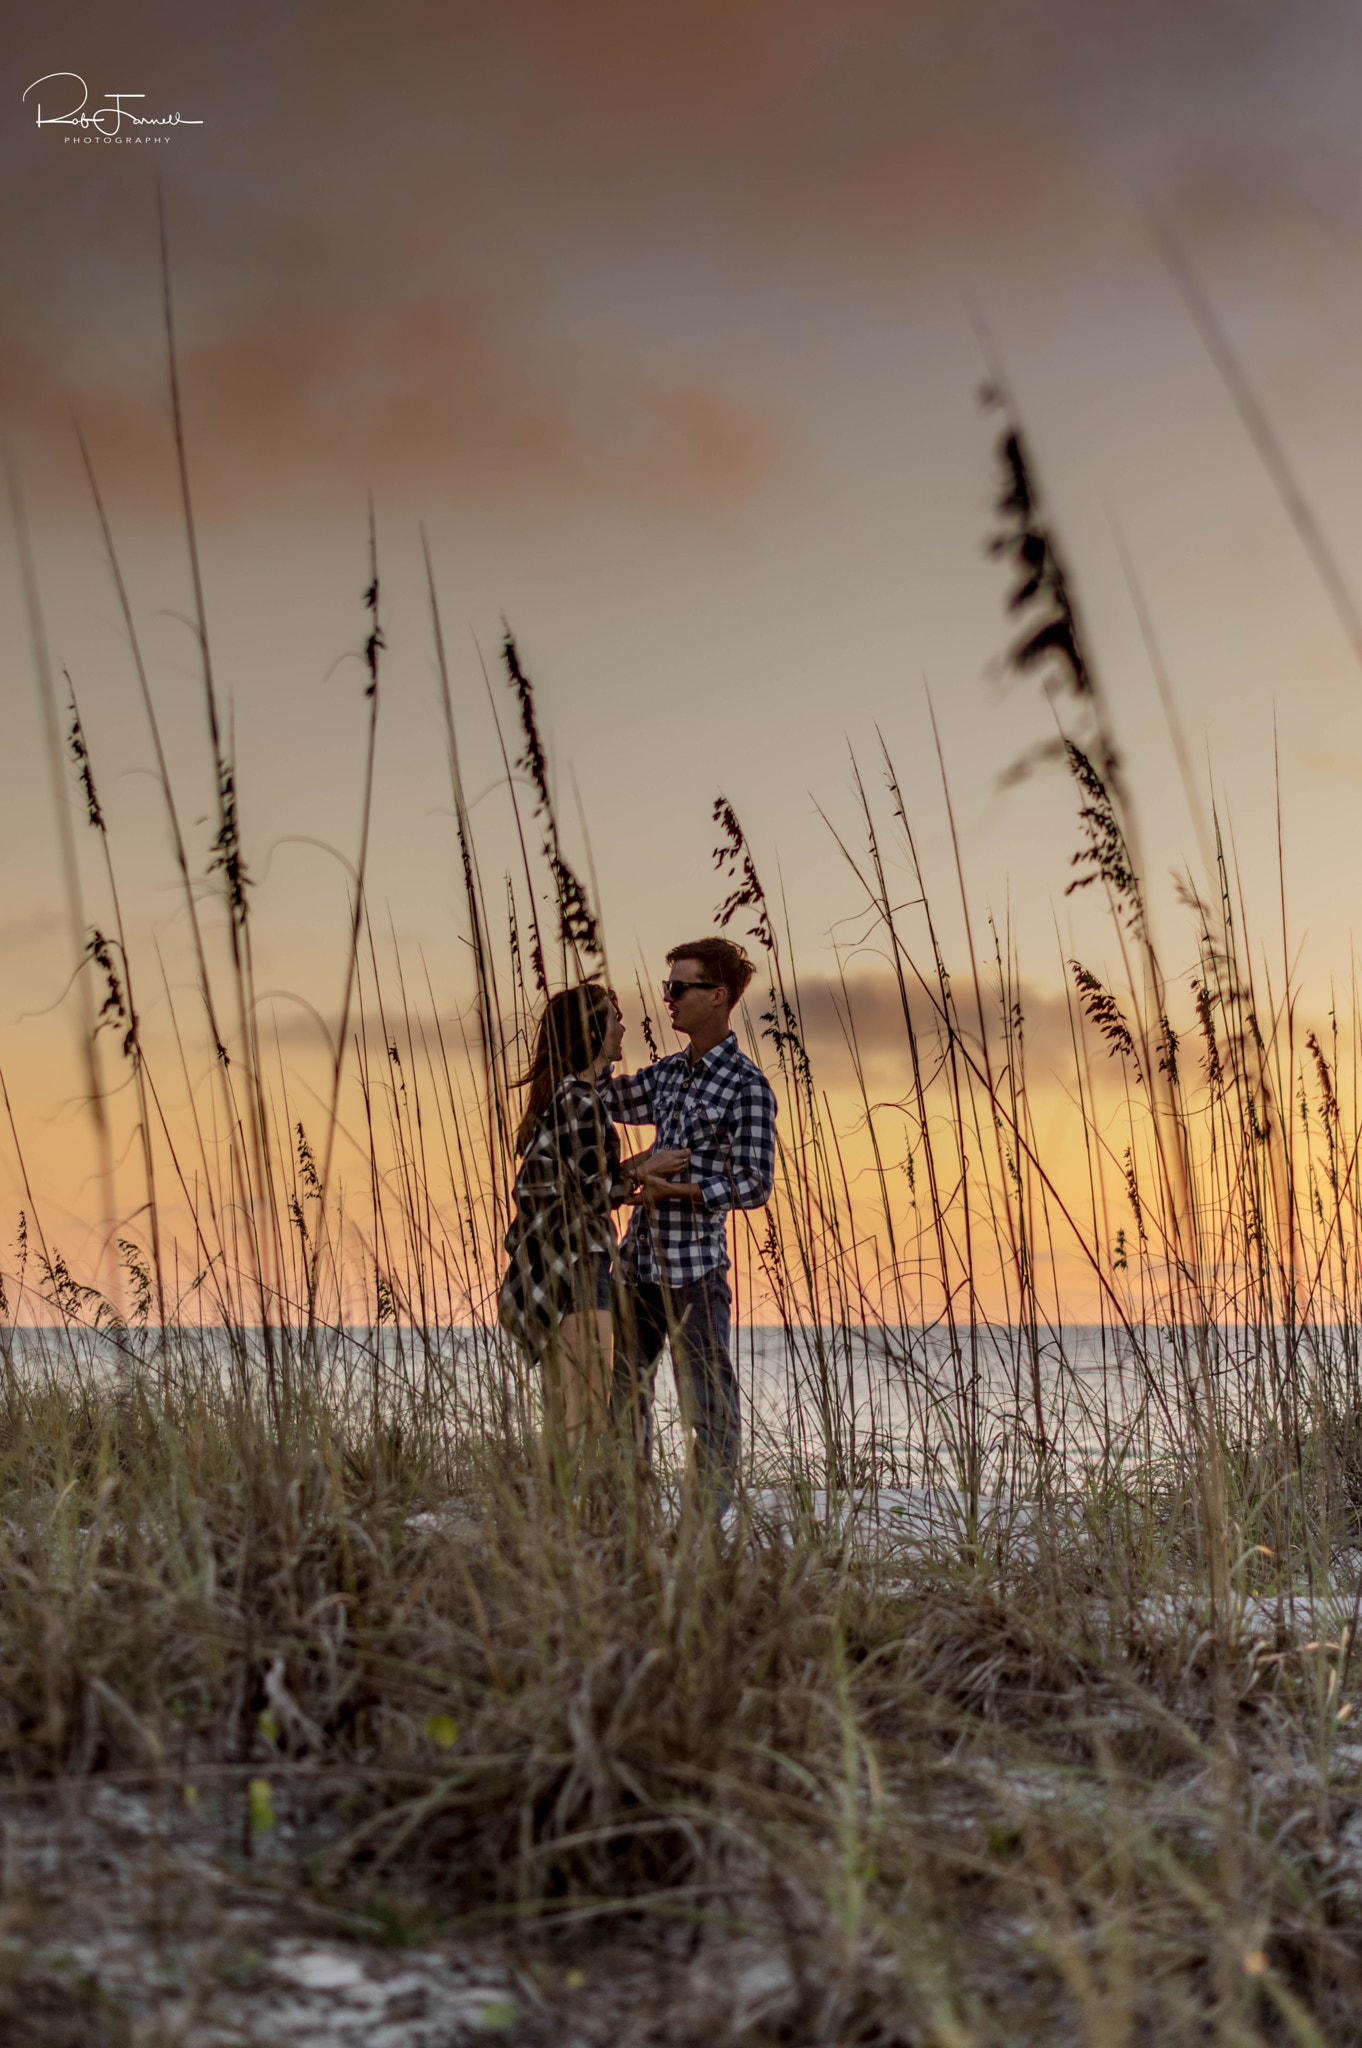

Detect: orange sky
5,3,1362,1314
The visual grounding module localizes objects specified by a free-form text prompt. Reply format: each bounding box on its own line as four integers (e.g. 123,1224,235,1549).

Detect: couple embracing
497,936,776,1507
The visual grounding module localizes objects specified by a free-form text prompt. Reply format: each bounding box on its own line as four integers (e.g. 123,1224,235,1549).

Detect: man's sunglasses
662,978,720,1000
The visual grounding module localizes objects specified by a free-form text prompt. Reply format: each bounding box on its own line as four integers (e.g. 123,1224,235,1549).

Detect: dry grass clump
1,1374,1361,2041
0,1949,128,2048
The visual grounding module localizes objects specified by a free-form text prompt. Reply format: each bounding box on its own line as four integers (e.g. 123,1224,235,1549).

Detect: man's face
662,958,727,1037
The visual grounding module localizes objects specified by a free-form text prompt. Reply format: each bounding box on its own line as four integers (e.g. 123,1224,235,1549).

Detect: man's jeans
613,1270,738,1508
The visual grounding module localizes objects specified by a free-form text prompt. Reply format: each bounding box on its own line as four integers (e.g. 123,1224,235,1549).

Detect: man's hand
642,1147,689,1181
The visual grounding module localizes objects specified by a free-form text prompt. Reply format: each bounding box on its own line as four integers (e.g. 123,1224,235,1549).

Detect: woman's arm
616,1146,689,1202
634,1173,705,1206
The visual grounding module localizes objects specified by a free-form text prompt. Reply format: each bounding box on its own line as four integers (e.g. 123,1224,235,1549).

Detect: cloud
9,0,1347,524
249,965,1085,1083
791,969,1081,1083
2,275,798,522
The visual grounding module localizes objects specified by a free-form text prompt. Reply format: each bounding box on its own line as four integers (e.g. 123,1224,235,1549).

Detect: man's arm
639,1071,777,1212
702,1070,776,1210
595,1064,659,1126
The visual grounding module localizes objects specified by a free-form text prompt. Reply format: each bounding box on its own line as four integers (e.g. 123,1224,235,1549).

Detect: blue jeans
613,1270,738,1508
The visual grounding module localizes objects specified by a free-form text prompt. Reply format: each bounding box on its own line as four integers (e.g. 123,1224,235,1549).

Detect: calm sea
5,1319,1348,1482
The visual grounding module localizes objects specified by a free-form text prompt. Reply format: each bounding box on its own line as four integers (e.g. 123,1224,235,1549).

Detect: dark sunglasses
662,978,720,1000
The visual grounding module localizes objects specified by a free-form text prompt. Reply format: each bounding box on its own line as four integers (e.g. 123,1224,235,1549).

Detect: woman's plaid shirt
498,1075,626,1347
597,1033,777,1285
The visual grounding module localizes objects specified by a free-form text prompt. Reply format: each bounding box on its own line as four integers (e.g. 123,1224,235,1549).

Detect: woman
498,983,685,1449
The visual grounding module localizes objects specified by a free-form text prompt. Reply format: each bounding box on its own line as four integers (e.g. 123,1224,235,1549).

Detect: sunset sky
5,3,1362,1297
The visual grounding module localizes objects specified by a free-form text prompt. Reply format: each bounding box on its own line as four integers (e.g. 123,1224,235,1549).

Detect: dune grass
1,1359,1361,2043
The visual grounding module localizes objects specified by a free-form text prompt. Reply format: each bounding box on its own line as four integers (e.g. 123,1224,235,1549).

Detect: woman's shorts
592,1253,613,1311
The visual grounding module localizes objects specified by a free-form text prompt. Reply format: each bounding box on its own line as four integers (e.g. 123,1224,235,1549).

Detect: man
598,936,777,1506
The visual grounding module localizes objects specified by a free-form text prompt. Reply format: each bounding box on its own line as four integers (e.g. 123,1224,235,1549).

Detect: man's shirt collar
684,1030,738,1075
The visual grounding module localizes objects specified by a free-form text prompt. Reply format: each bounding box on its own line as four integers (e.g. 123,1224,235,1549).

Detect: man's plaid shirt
597,1033,777,1285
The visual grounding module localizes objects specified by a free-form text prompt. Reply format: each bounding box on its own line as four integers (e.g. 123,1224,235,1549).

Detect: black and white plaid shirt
597,1033,777,1285
498,1075,625,1348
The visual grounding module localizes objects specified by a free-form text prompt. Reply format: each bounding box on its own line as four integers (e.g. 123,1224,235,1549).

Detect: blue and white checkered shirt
597,1033,777,1285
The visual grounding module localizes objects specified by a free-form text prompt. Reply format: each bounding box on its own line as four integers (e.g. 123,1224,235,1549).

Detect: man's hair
666,936,755,1009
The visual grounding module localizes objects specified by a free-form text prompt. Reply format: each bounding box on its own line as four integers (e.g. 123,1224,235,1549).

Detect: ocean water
730,1319,1360,1480
5,1317,1354,1485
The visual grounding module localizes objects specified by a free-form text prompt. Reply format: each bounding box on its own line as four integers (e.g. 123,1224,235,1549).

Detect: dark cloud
9,0,1353,520
12,282,795,517
250,967,1084,1091
791,970,1080,1083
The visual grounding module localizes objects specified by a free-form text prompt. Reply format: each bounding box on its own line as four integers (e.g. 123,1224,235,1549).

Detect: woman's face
600,997,624,1064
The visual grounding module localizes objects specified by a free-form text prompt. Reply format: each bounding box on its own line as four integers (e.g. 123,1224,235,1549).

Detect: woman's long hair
514,982,614,1153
